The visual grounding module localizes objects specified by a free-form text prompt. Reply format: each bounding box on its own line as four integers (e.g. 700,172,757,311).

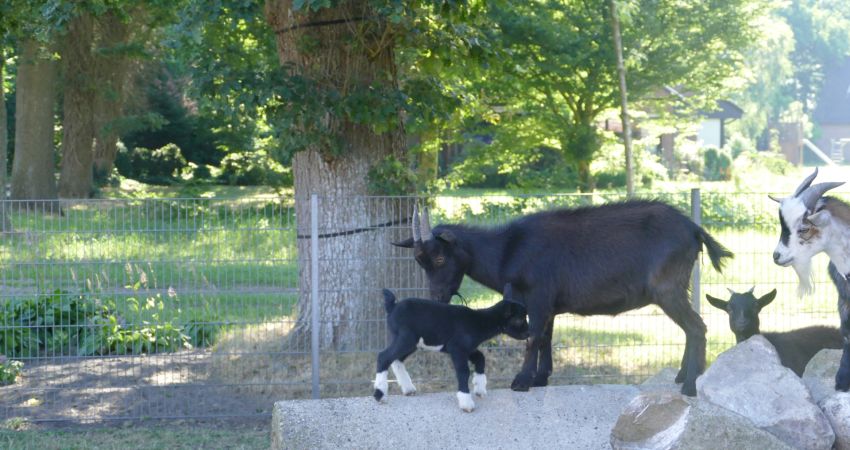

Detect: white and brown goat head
770,168,845,295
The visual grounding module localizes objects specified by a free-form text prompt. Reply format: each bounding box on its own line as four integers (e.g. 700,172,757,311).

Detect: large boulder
610,390,793,450
639,367,680,393
820,392,850,450
802,349,842,403
697,335,835,450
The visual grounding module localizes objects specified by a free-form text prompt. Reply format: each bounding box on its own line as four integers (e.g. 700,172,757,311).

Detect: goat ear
756,289,777,310
392,237,415,248
436,230,457,245
806,210,831,228
706,294,728,311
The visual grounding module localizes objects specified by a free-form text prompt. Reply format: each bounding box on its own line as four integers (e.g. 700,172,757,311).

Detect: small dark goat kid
394,201,733,396
374,284,528,412
707,287,842,376
770,168,850,390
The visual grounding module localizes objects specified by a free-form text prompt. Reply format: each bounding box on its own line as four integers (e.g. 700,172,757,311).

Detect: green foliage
0,357,23,385
702,146,732,181
121,66,223,166
217,150,292,187
115,143,189,185
367,155,418,195
0,289,222,358
0,290,109,358
592,136,668,189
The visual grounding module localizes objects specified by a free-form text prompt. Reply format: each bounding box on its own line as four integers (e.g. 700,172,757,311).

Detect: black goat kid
707,288,842,376
394,201,733,396
374,284,528,412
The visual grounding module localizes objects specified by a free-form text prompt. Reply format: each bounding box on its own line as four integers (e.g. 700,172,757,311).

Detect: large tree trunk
0,50,11,233
267,0,422,351
10,39,59,201
58,12,96,198
92,11,131,182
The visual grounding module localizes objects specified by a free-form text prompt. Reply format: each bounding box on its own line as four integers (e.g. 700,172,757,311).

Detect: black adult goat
707,287,842,376
394,200,733,396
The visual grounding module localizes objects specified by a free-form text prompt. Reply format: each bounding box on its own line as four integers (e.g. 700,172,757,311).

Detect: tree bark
266,0,422,351
92,11,131,182
10,39,59,201
58,11,96,198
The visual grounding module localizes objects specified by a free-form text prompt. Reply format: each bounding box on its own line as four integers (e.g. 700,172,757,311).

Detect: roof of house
813,58,850,124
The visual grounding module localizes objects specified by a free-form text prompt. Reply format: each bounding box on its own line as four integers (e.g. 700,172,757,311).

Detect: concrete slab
271,384,641,450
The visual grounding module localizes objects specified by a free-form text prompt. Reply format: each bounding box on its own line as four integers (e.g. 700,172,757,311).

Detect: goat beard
792,259,815,297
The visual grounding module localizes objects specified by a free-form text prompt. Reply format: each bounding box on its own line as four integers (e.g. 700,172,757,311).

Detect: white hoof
457,391,475,412
472,373,487,397
391,361,416,396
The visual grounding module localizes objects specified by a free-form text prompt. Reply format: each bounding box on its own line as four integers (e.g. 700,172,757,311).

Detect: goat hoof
674,370,686,383
473,373,487,397
510,373,533,392
402,387,417,396
680,382,696,397
835,375,850,392
457,392,475,412
373,389,387,403
532,374,549,387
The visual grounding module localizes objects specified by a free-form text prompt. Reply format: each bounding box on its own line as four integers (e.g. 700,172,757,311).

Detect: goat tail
382,289,397,314
697,227,734,272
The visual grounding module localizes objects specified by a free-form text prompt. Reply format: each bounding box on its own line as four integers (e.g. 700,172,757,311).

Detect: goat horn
799,182,845,212
767,194,784,203
412,202,422,243
792,168,819,198
726,288,737,296
420,204,433,242
748,286,755,294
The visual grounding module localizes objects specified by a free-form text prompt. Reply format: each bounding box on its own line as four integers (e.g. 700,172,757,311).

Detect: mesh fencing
0,191,843,422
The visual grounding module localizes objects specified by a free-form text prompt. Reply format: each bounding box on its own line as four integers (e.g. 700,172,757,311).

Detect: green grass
0,424,268,450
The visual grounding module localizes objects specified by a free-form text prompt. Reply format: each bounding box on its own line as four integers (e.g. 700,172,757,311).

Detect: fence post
310,194,321,399
690,188,701,314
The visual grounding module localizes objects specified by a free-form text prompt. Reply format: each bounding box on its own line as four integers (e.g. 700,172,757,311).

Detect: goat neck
445,224,507,291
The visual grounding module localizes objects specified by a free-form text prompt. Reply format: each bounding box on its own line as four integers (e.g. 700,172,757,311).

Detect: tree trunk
10,39,59,201
93,11,131,182
609,0,634,198
58,12,96,198
0,50,11,233
267,0,422,351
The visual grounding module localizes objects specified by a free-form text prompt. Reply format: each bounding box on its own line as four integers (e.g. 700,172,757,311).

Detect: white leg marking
391,361,416,396
417,337,444,352
457,391,475,412
374,371,389,403
472,373,487,397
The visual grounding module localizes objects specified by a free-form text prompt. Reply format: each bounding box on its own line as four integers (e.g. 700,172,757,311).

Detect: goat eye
798,226,816,241
434,256,446,266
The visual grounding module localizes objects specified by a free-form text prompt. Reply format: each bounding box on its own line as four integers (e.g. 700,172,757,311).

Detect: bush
115,143,189,185
0,289,222,358
217,150,292,187
702,146,732,181
0,357,23,385
591,137,668,189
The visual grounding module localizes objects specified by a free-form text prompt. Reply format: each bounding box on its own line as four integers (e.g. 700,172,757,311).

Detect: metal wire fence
0,191,843,422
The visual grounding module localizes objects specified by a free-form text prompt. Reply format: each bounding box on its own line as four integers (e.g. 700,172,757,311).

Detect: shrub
0,357,23,385
0,290,109,358
115,143,189,185
217,150,292,187
702,146,732,181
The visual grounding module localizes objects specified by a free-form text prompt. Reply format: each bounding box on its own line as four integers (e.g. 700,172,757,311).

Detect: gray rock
610,390,793,450
819,393,850,450
697,335,835,450
639,367,681,392
271,385,640,450
802,349,842,403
